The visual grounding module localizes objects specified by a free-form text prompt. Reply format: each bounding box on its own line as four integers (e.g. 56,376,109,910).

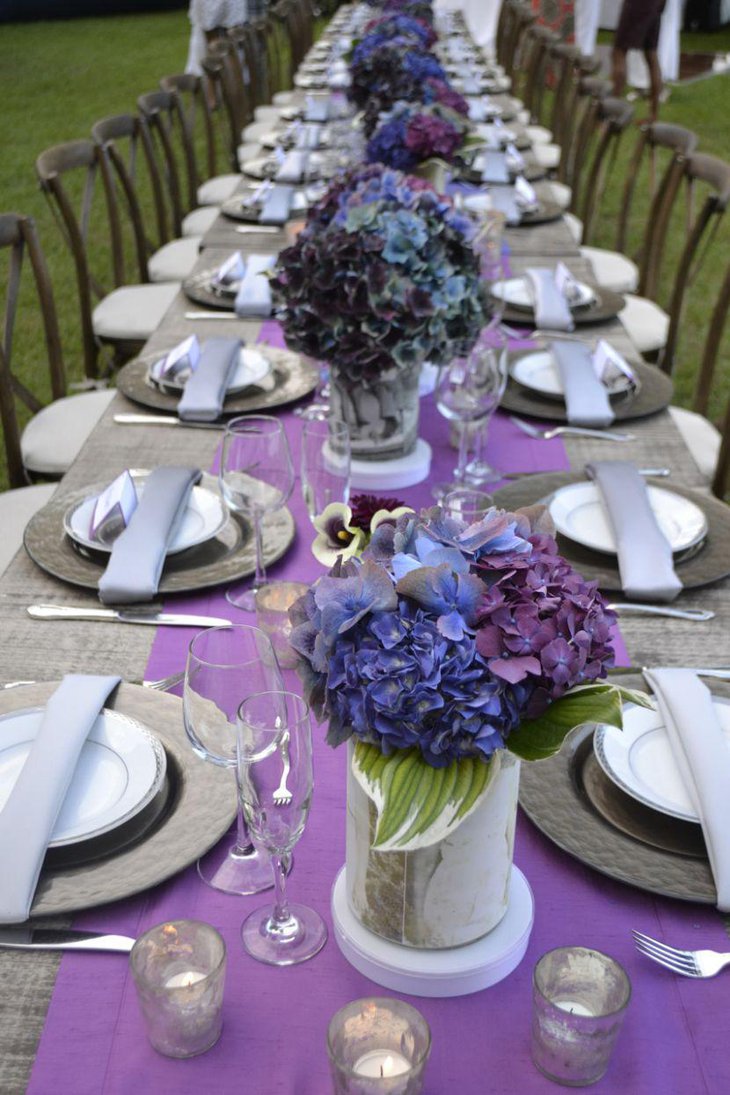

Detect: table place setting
184,252,277,318
492,263,626,327
220,181,325,226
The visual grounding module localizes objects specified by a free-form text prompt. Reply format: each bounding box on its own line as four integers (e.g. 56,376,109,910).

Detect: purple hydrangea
366,101,469,170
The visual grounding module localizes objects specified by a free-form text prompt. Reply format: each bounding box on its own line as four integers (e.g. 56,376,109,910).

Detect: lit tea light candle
353,1051,411,1079
555,1000,594,1017
165,970,207,989
327,997,431,1094
255,581,309,668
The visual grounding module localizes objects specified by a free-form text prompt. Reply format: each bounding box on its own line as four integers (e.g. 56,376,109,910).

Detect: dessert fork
272,731,292,806
633,931,730,978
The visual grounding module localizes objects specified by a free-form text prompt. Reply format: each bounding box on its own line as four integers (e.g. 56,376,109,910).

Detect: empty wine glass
432,338,507,498
183,624,284,895
464,327,508,485
220,415,295,612
237,690,327,966
301,418,350,523
294,360,330,421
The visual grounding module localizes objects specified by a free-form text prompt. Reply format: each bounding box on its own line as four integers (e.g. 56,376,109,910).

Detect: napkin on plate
258,185,294,225
295,124,322,150
643,668,730,910
551,339,615,427
468,98,497,123
234,254,276,318
524,267,574,330
477,150,511,184
0,674,121,922
585,460,683,601
177,337,241,422
98,466,201,604
275,150,309,184
488,187,521,225
304,95,330,122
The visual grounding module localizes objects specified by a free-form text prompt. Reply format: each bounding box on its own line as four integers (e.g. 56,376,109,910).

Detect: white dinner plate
492,276,595,311
150,346,274,397
64,471,227,556
509,350,634,400
260,130,329,150
243,153,328,182
0,706,166,846
594,697,730,822
548,481,708,556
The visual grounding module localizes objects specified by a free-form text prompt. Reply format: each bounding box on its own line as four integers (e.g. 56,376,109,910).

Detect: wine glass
220,415,295,612
294,361,330,421
301,418,350,523
183,624,284,895
237,690,327,966
432,338,507,498
463,327,508,485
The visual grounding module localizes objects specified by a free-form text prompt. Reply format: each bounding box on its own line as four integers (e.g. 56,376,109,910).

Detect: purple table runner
29,327,730,1095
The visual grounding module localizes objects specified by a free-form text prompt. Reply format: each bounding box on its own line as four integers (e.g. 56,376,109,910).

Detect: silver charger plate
24,472,296,595
0,683,236,918
493,276,596,311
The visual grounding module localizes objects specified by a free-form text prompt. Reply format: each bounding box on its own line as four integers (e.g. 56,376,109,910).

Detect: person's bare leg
612,46,628,97
644,48,663,120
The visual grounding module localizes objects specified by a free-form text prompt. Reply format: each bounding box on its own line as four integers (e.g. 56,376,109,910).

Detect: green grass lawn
0,15,729,490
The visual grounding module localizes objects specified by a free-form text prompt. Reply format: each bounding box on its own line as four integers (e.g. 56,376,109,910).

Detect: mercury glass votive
254,581,309,668
130,920,227,1058
327,998,431,1095
531,947,631,1086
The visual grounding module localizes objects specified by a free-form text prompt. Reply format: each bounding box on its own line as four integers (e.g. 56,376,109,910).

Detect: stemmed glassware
220,415,295,612
183,624,284,895
301,418,351,522
237,690,327,966
294,362,330,421
463,326,508,485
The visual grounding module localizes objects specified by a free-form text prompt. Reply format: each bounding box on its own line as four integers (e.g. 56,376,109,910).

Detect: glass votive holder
531,947,631,1087
254,580,309,668
443,487,495,523
130,920,227,1058
327,998,431,1095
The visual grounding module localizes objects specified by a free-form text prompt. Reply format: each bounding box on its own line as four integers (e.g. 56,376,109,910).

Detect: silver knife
28,605,232,628
114,414,224,430
184,311,241,321
607,603,715,621
235,225,282,234
0,927,135,953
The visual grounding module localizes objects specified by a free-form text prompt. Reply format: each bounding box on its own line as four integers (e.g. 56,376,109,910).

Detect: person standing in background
611,0,667,120
185,0,249,77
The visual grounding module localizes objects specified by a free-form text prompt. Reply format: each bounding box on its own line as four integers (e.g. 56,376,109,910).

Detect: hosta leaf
506,682,655,762
352,742,494,852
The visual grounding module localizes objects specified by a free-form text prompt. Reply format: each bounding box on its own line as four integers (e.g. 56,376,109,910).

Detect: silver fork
632,931,730,978
272,731,292,806
509,415,635,442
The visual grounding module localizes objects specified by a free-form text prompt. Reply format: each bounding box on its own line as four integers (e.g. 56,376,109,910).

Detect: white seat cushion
21,389,116,477
197,174,241,206
0,483,57,576
148,236,201,283
237,143,262,167
563,211,583,244
273,91,295,106
182,205,221,237
618,294,670,355
668,405,721,481
540,180,572,209
242,120,273,143
254,105,282,123
531,142,560,169
92,283,179,342
580,246,639,294
525,124,553,145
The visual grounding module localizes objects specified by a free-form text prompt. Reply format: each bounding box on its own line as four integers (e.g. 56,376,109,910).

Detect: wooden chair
91,113,201,284
0,213,114,486
202,44,260,170
36,140,178,378
707,265,730,497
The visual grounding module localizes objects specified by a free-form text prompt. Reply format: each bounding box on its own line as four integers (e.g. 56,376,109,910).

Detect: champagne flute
301,418,350,522
220,415,295,612
463,327,508,485
237,690,327,966
183,624,284,895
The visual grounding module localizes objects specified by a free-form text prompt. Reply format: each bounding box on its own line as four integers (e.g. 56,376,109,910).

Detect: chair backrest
500,1,537,78
660,152,730,376
227,23,268,110
574,97,635,242
548,44,600,155
517,25,557,128
159,73,220,206
562,76,610,194
203,42,252,171
137,89,189,231
0,214,65,487
708,265,730,498
36,139,141,379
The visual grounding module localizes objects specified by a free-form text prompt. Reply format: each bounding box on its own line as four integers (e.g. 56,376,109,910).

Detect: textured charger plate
463,159,546,186
492,471,730,592
501,357,673,422
116,346,318,415
519,672,722,904
0,682,235,918
183,266,277,312
512,199,565,226
23,472,295,595
495,286,626,327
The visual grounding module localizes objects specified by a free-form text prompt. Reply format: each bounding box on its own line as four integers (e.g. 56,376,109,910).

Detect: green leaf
352,743,494,852
506,682,655,762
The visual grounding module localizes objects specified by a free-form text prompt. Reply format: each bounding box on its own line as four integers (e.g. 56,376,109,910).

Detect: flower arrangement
291,503,649,844
362,12,438,49
350,41,446,112
312,494,413,566
271,163,486,383
366,101,471,171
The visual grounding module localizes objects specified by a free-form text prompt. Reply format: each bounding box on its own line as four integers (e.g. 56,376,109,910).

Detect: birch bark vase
345,744,521,949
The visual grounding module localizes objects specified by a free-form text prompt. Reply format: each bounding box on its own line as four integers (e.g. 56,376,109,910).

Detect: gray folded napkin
478,150,511,184
525,267,574,331
0,674,121,922
234,254,276,318
178,337,241,422
643,668,730,911
304,96,330,122
462,73,482,95
296,124,322,150
275,150,309,184
469,99,496,123
489,187,521,225
585,460,682,601
551,339,614,427
258,185,294,225
98,466,201,604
